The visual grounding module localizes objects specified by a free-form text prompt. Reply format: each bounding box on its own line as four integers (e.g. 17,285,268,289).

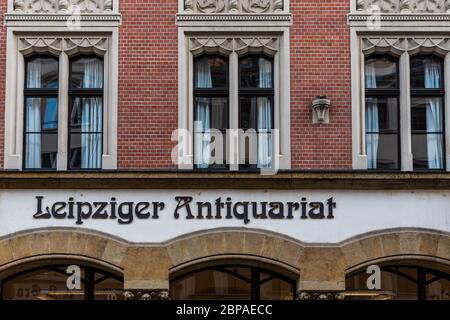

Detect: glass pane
2,269,85,300
411,97,444,132
25,97,58,132
240,56,273,89
194,97,228,131
70,97,103,133
240,97,273,130
260,276,294,300
25,133,57,169
170,269,251,300
411,55,443,89
345,267,418,300
26,56,59,89
412,133,444,170
366,133,399,169
365,97,398,132
94,275,124,300
71,56,104,89
427,277,450,300
69,133,102,169
365,56,397,89
194,56,228,89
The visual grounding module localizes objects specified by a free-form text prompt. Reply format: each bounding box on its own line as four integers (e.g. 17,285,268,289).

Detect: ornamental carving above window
356,0,450,13
13,0,113,13
183,0,284,13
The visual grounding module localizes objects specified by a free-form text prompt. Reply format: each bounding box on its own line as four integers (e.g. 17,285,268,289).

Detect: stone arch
341,229,450,274
165,229,304,274
0,229,128,275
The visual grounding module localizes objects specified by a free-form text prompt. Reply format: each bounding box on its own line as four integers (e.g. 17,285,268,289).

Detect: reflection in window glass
365,56,397,89
170,266,295,300
1,265,123,301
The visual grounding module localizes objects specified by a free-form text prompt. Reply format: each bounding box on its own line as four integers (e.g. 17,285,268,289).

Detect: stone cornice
4,13,122,22
348,13,450,22
176,13,292,22
1,171,450,190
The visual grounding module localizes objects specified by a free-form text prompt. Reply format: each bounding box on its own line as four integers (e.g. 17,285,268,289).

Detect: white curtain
365,61,379,169
257,97,272,168
257,58,273,168
81,58,103,169
196,57,213,88
259,57,272,89
26,60,42,168
195,98,211,168
194,58,213,168
425,60,443,169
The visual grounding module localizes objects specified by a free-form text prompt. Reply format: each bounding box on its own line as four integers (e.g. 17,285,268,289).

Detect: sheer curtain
195,58,212,168
81,58,103,169
424,60,443,169
365,62,379,169
26,60,42,168
258,57,272,168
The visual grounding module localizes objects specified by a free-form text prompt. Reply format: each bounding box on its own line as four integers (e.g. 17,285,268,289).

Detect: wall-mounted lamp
311,95,331,124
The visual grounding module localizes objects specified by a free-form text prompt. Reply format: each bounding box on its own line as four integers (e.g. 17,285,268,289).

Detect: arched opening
345,259,450,300
170,260,297,300
0,261,124,300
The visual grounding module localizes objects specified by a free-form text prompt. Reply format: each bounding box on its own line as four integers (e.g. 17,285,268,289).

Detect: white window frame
349,3,450,171
4,1,121,170
176,0,292,171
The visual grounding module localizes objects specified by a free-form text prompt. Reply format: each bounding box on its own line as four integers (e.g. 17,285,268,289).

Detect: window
410,55,445,170
239,56,274,169
364,56,400,170
69,56,104,170
345,264,450,300
23,56,59,170
1,265,124,300
193,55,229,170
170,265,295,300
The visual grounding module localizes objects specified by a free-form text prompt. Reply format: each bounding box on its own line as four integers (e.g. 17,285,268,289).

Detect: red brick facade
0,0,353,170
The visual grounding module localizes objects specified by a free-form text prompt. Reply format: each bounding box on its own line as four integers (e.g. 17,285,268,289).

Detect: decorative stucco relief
356,0,450,13
13,0,113,13
361,37,450,55
184,0,283,13
189,37,279,56
19,37,108,56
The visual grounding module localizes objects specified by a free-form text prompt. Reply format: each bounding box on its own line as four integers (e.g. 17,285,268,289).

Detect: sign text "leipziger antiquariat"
33,196,337,225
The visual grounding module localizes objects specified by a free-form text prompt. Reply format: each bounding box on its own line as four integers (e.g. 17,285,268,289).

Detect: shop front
0,172,449,300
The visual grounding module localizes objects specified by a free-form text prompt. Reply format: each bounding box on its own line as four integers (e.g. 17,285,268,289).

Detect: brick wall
290,0,352,169
0,0,353,170
117,0,178,169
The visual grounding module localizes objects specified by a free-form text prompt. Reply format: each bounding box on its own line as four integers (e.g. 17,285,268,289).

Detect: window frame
22,54,60,171
0,264,124,301
238,54,275,171
192,54,230,171
170,264,296,300
364,54,401,171
409,54,446,171
67,54,105,171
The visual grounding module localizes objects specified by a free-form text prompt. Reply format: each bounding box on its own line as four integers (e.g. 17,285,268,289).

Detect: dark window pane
240,56,273,89
71,57,103,89
240,97,273,130
411,97,444,132
2,269,85,300
25,133,58,169
69,133,102,169
412,133,444,170
411,55,443,89
366,133,399,169
26,56,59,89
426,277,450,300
194,97,228,131
94,275,124,300
365,97,398,132
194,56,228,89
25,97,58,132
260,277,294,300
70,97,103,133
365,56,397,89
